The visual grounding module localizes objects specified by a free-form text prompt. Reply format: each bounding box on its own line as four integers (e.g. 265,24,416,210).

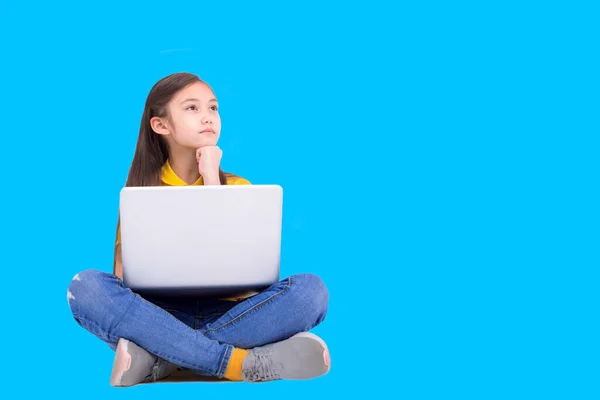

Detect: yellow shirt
115,160,254,301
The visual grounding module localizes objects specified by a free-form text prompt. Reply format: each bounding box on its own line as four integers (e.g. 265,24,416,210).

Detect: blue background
1,1,598,398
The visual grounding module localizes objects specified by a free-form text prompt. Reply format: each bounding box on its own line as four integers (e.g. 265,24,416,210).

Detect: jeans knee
67,269,128,343
291,273,329,323
67,269,115,318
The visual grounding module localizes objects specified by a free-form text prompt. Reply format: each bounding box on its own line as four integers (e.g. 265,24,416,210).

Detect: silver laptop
119,184,283,297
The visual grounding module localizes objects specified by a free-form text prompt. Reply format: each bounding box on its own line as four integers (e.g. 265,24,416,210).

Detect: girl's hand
196,146,222,185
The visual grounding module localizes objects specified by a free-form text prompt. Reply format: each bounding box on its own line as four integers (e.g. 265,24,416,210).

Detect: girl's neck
168,147,200,185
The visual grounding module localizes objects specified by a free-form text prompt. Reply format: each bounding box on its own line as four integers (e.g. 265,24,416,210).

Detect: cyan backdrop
1,1,597,399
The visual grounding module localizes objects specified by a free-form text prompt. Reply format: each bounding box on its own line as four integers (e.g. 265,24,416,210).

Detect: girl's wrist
203,174,221,185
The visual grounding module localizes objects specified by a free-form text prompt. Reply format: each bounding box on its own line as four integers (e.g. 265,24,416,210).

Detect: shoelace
147,359,172,382
150,361,162,382
244,348,280,381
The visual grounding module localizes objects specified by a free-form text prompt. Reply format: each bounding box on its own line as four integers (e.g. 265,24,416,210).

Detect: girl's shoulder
224,172,251,185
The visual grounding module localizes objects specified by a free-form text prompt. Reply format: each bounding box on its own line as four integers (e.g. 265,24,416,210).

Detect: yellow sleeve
226,175,252,185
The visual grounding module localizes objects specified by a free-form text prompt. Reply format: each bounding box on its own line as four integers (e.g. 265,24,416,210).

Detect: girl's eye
210,105,218,111
186,105,197,111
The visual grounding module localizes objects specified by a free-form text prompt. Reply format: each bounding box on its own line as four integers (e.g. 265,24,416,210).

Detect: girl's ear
150,117,170,136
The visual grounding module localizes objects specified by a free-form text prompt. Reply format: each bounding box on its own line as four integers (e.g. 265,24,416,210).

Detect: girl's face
153,81,221,149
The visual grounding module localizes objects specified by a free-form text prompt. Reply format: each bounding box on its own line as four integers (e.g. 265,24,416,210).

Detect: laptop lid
118,184,283,296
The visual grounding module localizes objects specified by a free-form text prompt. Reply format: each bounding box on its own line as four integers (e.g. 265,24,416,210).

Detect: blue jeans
67,269,328,378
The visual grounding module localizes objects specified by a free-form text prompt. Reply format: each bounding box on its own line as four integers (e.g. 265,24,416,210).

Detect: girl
67,72,330,386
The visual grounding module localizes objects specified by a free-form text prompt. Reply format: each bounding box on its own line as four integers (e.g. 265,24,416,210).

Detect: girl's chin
198,139,217,146
190,140,218,149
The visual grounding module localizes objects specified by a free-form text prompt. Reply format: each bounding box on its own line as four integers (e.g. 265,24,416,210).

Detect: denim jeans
67,269,329,378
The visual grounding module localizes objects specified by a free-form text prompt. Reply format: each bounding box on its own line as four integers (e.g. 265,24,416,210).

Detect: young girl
67,72,330,386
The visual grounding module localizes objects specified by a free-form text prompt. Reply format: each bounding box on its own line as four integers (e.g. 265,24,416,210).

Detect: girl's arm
113,244,123,280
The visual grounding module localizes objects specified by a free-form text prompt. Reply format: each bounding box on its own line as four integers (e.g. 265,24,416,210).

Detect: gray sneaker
110,338,178,387
242,332,331,382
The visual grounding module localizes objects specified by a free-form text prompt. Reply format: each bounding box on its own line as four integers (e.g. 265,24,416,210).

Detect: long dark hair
125,72,228,187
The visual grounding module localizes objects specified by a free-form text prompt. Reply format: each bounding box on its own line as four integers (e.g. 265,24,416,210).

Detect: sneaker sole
290,332,331,373
110,338,132,387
